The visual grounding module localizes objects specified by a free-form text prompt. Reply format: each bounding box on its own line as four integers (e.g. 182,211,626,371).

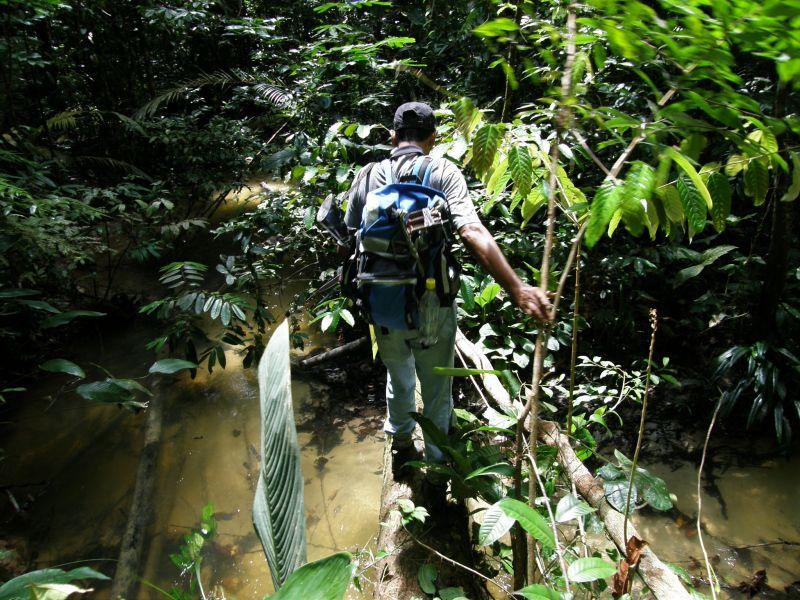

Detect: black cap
393,102,436,133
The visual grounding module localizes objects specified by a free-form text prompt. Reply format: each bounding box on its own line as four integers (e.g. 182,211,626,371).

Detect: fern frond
71,156,151,180
135,70,292,119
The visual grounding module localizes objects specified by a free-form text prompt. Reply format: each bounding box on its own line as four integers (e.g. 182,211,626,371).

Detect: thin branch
698,397,722,600
570,129,613,178
530,452,571,594
402,525,513,596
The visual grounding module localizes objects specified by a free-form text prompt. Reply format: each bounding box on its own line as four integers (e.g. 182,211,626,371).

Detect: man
344,102,550,474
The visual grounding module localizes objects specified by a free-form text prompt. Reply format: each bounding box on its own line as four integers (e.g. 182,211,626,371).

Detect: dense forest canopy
1,0,799,598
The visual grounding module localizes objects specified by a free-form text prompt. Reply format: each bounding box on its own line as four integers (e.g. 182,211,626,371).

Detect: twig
402,524,513,596
623,309,658,544
570,129,613,178
698,397,722,600
566,253,581,436
389,63,455,97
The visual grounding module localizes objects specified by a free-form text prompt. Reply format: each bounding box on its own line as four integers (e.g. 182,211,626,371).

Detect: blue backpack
347,156,460,330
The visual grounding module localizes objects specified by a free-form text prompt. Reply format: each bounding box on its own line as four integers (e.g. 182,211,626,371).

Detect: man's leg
375,328,417,440
413,306,457,463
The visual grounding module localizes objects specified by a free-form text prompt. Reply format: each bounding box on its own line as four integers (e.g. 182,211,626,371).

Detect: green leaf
473,17,519,38
508,145,533,198
356,124,374,139
659,185,684,222
554,494,596,523
744,159,770,206
39,359,85,379
472,124,504,177
253,320,307,588
517,584,563,600
453,97,481,139
499,498,554,549
0,567,108,600
521,184,547,227
781,151,800,202
438,587,468,600
567,557,616,583
433,367,502,377
268,552,352,600
707,173,732,233
666,148,713,209
149,359,199,375
478,501,515,546
725,154,747,177
585,180,622,248
677,176,707,238
41,311,106,329
417,563,438,595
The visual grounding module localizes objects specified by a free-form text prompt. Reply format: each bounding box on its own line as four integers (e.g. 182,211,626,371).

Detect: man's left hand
511,284,552,321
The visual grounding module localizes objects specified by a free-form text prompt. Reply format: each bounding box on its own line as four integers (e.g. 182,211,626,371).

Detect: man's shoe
388,434,420,477
420,475,448,514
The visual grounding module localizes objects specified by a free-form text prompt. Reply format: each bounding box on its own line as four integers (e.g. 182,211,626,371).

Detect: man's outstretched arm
458,222,551,321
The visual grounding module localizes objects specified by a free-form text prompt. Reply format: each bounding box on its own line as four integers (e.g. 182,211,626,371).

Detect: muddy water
1,304,384,599
634,440,800,597
0,181,385,598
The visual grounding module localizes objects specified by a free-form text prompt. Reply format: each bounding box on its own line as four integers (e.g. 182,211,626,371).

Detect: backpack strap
382,159,394,185
420,156,434,187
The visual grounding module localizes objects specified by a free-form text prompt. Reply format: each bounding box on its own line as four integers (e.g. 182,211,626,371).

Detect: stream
1,181,798,598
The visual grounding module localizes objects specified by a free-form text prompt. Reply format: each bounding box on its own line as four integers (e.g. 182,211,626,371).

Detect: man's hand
511,284,552,321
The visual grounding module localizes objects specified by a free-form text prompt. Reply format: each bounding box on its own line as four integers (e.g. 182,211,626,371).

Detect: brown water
0,181,385,598
0,299,385,599
634,449,800,596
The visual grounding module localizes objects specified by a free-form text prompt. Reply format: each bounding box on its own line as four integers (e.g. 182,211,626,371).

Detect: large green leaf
39,359,85,379
453,97,481,139
40,311,106,329
0,567,108,600
478,500,515,546
781,151,800,202
619,162,655,237
677,176,707,238
744,158,769,206
253,319,307,588
585,179,623,248
517,584,563,599
268,552,352,600
707,173,732,232
148,359,199,375
666,148,713,209
499,498,554,549
472,124,504,177
566,557,616,583
555,494,596,523
508,145,533,198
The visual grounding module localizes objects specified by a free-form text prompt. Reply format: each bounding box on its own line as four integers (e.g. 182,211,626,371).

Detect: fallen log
373,441,425,599
110,387,163,600
299,336,368,367
540,421,691,599
455,328,691,600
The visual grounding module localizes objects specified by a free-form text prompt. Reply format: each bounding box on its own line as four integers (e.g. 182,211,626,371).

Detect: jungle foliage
1,0,799,597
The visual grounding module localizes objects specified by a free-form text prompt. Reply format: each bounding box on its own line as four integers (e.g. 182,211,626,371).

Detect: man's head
391,102,436,153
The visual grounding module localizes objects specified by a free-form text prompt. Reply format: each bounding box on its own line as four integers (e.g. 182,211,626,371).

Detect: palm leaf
253,319,307,588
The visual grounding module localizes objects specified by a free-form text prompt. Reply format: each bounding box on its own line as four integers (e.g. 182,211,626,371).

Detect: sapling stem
623,308,658,545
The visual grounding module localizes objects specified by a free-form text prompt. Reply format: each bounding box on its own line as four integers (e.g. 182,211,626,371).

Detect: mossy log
455,329,691,600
